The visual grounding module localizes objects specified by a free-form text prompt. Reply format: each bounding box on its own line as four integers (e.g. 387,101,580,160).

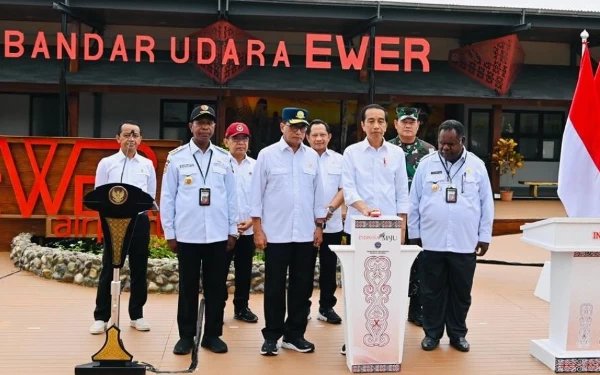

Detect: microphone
119,130,136,183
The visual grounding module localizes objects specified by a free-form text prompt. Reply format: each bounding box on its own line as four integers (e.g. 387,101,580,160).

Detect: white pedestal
330,215,421,373
534,261,551,303
521,218,600,373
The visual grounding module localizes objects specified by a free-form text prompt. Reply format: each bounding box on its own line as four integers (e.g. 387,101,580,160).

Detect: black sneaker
173,337,194,355
234,307,259,323
317,307,342,324
341,344,346,355
282,337,315,353
260,340,279,356
200,336,228,353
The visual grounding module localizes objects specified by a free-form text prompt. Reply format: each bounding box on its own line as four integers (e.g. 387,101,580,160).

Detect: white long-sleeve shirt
408,148,494,253
230,153,256,236
160,141,238,243
250,137,328,243
94,149,156,200
319,149,344,234
341,138,410,234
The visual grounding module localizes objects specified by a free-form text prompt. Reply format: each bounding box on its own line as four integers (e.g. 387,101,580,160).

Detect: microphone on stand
119,130,136,183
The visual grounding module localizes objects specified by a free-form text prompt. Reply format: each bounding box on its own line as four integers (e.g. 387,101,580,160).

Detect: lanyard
190,144,213,186
438,152,467,184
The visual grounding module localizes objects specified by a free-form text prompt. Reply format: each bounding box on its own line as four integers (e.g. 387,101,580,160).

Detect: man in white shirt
90,121,156,335
339,103,410,355
250,107,327,356
306,119,344,325
223,122,259,323
342,104,410,238
160,105,238,355
409,119,494,353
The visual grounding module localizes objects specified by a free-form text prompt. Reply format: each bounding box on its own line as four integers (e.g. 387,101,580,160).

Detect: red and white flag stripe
557,43,600,217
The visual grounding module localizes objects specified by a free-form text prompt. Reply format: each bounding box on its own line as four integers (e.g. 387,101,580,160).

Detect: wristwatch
230,233,240,240
328,205,335,213
315,222,325,229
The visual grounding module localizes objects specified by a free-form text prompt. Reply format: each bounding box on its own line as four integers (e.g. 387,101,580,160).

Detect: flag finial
581,30,589,42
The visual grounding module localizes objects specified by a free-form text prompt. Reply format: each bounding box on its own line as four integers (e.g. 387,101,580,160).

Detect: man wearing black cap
160,104,239,355
250,107,328,356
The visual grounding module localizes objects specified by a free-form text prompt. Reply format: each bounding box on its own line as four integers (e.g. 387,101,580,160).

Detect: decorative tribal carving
448,34,525,95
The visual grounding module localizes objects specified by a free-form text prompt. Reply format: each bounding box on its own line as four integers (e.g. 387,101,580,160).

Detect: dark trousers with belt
317,232,342,310
94,214,150,322
225,234,255,312
419,250,476,340
177,241,228,339
262,242,317,341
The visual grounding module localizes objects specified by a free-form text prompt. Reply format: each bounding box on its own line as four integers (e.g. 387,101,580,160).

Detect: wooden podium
330,216,421,373
521,218,600,373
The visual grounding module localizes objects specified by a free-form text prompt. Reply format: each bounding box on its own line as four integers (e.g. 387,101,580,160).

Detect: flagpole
581,29,589,55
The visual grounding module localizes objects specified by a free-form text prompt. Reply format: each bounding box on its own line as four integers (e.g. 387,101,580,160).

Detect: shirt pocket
302,166,317,188
178,169,198,188
212,165,227,188
328,167,342,188
268,167,289,190
131,170,149,187
423,173,445,197
461,173,479,198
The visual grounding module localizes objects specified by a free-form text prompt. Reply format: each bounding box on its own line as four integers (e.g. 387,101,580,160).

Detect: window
30,94,61,136
469,109,566,163
160,100,217,144
501,111,565,161
467,110,491,162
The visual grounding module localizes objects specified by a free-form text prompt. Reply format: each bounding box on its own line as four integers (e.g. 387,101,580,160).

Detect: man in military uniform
160,104,239,355
388,106,435,327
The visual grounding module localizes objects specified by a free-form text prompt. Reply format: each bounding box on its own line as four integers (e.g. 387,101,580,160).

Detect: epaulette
420,151,437,162
168,145,186,155
214,145,229,154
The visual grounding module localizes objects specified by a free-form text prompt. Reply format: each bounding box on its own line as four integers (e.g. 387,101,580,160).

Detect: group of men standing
90,102,494,357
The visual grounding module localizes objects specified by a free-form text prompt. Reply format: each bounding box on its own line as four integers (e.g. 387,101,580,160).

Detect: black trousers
94,214,150,322
317,232,342,310
262,242,317,341
177,241,228,339
419,250,476,340
225,234,255,312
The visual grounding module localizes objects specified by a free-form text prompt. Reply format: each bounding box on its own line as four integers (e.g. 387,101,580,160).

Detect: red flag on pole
557,38,600,217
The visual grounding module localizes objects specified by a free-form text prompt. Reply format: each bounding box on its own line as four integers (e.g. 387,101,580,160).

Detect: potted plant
491,138,525,201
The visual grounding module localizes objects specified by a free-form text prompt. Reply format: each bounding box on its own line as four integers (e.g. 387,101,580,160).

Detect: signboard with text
0,137,181,249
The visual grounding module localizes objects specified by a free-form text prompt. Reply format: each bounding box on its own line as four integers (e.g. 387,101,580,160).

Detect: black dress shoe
234,307,259,323
421,336,439,351
450,337,470,352
341,344,346,355
173,337,194,355
281,337,315,353
201,336,228,353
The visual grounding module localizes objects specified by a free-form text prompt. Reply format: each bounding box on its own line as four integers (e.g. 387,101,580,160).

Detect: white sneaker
89,320,107,335
130,318,151,331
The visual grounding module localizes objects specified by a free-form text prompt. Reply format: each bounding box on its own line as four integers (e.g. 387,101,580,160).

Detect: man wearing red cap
223,122,259,323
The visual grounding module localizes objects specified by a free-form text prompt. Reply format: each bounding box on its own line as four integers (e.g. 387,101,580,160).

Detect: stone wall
9,233,341,294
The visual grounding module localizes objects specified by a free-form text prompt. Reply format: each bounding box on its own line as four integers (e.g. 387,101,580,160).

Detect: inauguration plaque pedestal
330,216,421,373
75,183,154,375
521,218,600,373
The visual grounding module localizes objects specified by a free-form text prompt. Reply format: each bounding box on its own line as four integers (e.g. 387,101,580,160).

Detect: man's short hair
360,104,388,123
307,119,331,135
117,120,141,136
438,119,464,138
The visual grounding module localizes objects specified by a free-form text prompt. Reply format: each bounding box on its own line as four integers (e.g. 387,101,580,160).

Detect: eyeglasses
231,136,249,143
286,124,308,133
